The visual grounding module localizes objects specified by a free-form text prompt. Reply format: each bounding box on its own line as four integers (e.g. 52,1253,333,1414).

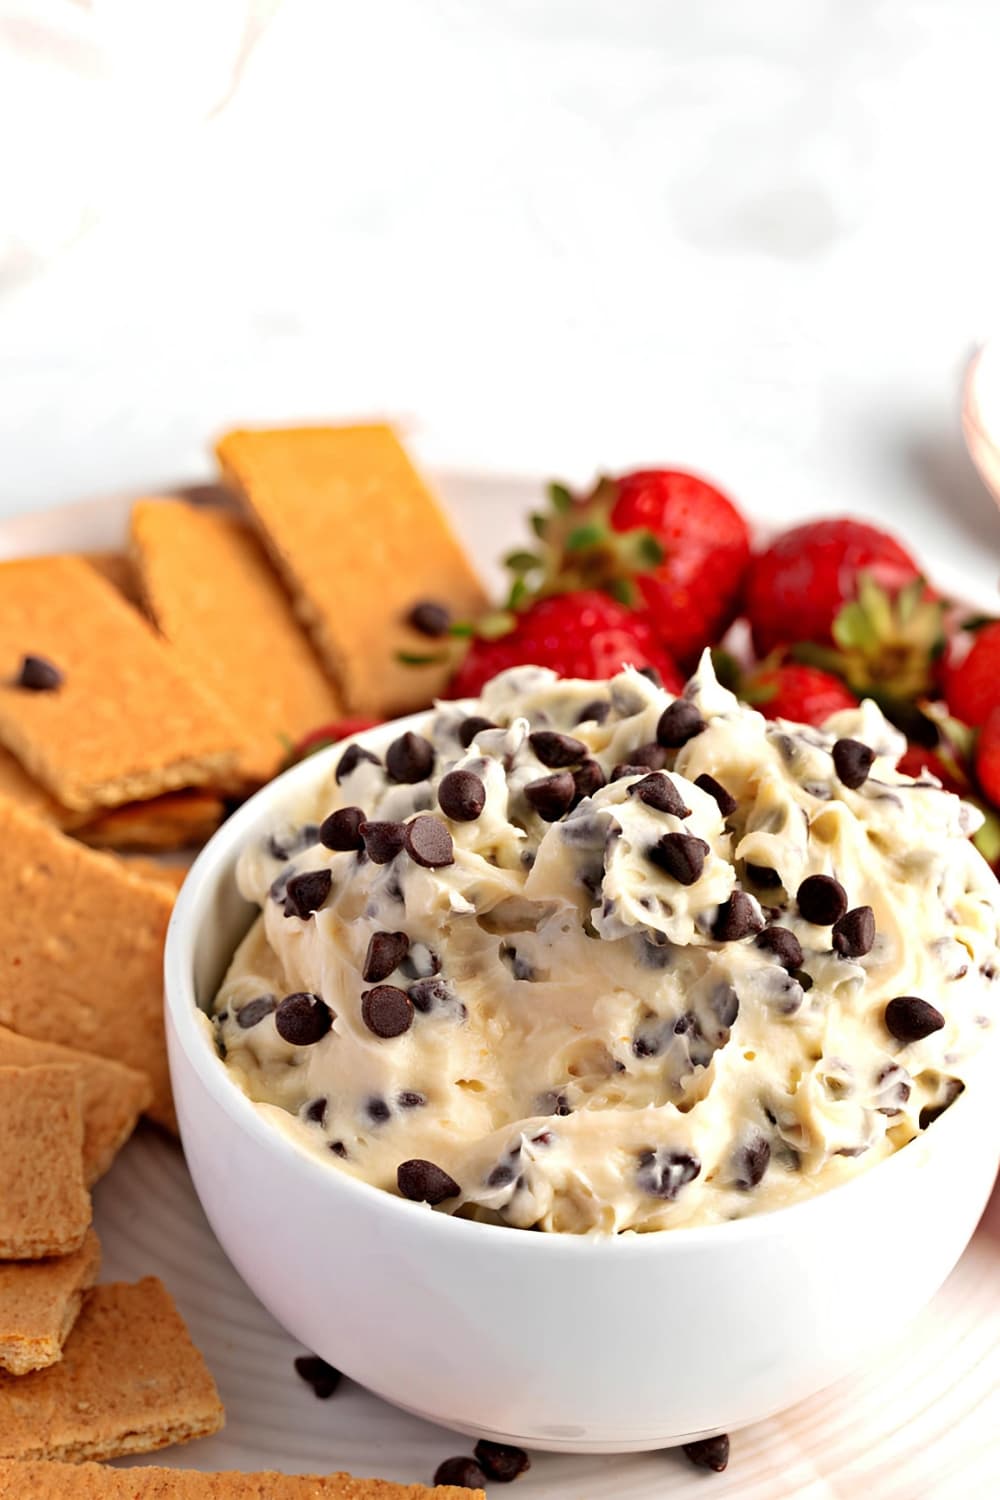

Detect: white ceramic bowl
165,713,1000,1455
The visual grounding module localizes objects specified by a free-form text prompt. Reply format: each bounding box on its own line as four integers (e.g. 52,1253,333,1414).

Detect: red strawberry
449,590,684,698
895,744,967,795
289,717,380,765
608,470,751,666
976,708,1000,805
746,519,922,657
944,620,1000,727
744,662,858,727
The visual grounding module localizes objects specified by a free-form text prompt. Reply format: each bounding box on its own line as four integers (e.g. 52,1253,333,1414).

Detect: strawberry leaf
608,577,636,607
504,549,543,573
506,577,529,611
529,513,548,539
547,482,573,514
566,523,607,551
396,649,449,666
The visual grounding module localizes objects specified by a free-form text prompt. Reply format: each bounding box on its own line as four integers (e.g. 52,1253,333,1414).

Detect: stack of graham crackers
0,426,486,1498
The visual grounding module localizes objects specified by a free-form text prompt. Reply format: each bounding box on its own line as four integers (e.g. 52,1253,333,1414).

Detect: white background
2,0,1000,601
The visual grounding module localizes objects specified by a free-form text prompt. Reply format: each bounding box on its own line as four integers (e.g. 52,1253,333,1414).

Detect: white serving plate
3,475,1000,1498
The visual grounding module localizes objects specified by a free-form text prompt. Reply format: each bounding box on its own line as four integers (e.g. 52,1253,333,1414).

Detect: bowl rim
165,704,999,1258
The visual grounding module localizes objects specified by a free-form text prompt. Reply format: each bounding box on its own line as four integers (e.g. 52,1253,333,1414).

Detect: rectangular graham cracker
113,856,192,895
0,1229,100,1374
0,745,82,830
0,554,239,812
0,799,176,1132
81,551,143,608
0,1278,224,1463
0,1460,483,1497
75,789,226,853
0,1026,150,1185
131,499,342,785
216,425,488,716
0,1065,91,1260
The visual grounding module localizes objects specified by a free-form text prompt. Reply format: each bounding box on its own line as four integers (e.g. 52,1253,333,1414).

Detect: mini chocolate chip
636,742,671,771
398,1158,461,1204
405,814,454,867
638,1148,701,1200
611,762,658,782
360,819,408,863
267,824,321,861
486,1162,516,1189
408,976,456,1013
235,995,276,1029
833,905,876,958
438,769,487,821
275,992,332,1045
572,758,607,800
283,869,332,920
320,806,366,851
628,771,691,817
335,743,381,783
529,730,587,767
433,1457,487,1490
303,1096,328,1125
362,930,410,983
14,654,62,691
647,832,709,885
694,772,737,816
367,1097,392,1123
386,731,435,784
406,600,451,637
797,874,848,925
400,943,441,980
885,995,945,1044
637,665,663,687
656,700,705,747
577,698,610,725
794,968,814,992
458,714,497,748
919,1079,964,1128
474,1439,531,1482
398,1090,426,1108
713,891,764,941
746,863,781,889
362,984,414,1038
329,1140,348,1158
294,1354,342,1399
755,926,803,972
682,1434,730,1473
524,770,576,821
833,737,875,790
733,1136,771,1189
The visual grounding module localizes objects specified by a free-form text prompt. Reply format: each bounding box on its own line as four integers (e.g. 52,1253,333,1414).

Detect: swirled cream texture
213,659,1000,1233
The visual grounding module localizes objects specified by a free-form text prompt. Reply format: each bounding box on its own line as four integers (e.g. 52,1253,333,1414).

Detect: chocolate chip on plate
572,758,606,800
362,984,414,1038
283,869,332,920
458,714,497,748
628,771,691,817
884,995,946,1044
694,773,737,816
433,1457,487,1490
14,654,63,691
406,599,451,637
796,874,848,925
405,814,455,868
335,743,381,784
386,731,435,784
647,832,709,885
360,819,408,863
319,806,366,851
524,770,576,822
712,891,764,942
833,905,876,958
438,769,486,822
833,737,875,790
656,700,705,748
755,926,803,972
294,1353,341,1399
529,730,587,767
397,1158,461,1204
682,1433,730,1473
275,992,332,1045
474,1438,531,1482
235,994,277,1029
362,930,410,983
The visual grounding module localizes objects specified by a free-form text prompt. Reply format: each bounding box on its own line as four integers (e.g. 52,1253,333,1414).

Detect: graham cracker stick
0,1229,100,1374
0,1065,90,1260
0,1026,149,1185
131,499,342,785
216,424,487,716
0,1279,224,1463
0,799,175,1131
0,555,238,812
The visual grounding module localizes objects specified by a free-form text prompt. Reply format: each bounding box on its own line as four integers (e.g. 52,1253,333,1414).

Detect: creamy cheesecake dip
211,658,1000,1234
